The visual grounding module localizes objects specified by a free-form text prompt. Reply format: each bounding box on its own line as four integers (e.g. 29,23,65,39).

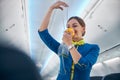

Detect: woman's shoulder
84,43,100,50
85,43,99,46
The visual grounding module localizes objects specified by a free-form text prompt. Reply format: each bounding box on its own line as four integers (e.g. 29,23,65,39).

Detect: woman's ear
82,27,85,36
83,26,85,31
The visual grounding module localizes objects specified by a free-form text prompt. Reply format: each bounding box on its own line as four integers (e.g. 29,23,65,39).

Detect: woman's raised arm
39,1,68,31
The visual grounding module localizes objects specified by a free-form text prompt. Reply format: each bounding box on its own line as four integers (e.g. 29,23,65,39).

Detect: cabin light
103,57,120,63
93,57,120,68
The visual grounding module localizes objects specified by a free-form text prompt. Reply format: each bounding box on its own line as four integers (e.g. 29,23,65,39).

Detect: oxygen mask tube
58,28,75,74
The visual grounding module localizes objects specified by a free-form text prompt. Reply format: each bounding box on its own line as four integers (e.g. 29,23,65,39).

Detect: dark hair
67,16,86,36
0,46,42,80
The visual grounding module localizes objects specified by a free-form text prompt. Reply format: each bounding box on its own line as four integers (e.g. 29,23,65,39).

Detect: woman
38,1,100,80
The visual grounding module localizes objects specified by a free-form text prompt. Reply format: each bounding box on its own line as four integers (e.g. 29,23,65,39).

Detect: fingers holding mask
62,32,72,45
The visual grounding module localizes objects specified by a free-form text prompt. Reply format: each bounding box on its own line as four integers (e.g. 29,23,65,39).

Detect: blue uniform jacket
38,29,100,80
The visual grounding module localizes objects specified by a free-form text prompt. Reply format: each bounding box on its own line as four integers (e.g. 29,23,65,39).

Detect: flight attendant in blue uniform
38,1,100,80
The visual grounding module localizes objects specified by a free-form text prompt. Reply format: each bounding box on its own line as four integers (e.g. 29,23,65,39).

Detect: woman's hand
62,32,72,46
50,1,69,10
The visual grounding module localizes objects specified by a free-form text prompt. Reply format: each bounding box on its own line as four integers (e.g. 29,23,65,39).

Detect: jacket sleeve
74,44,100,70
38,29,60,54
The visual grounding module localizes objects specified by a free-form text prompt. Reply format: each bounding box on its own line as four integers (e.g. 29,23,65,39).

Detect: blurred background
0,0,120,80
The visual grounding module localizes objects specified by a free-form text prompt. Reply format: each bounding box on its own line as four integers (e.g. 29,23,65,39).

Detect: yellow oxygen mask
65,28,75,37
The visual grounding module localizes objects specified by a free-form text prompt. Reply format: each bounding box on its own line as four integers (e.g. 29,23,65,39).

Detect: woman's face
67,18,85,41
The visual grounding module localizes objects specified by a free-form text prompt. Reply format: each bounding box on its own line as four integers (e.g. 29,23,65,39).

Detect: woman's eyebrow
72,23,78,25
67,23,77,27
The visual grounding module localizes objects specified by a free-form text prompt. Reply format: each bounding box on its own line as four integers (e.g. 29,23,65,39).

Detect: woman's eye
73,25,77,27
